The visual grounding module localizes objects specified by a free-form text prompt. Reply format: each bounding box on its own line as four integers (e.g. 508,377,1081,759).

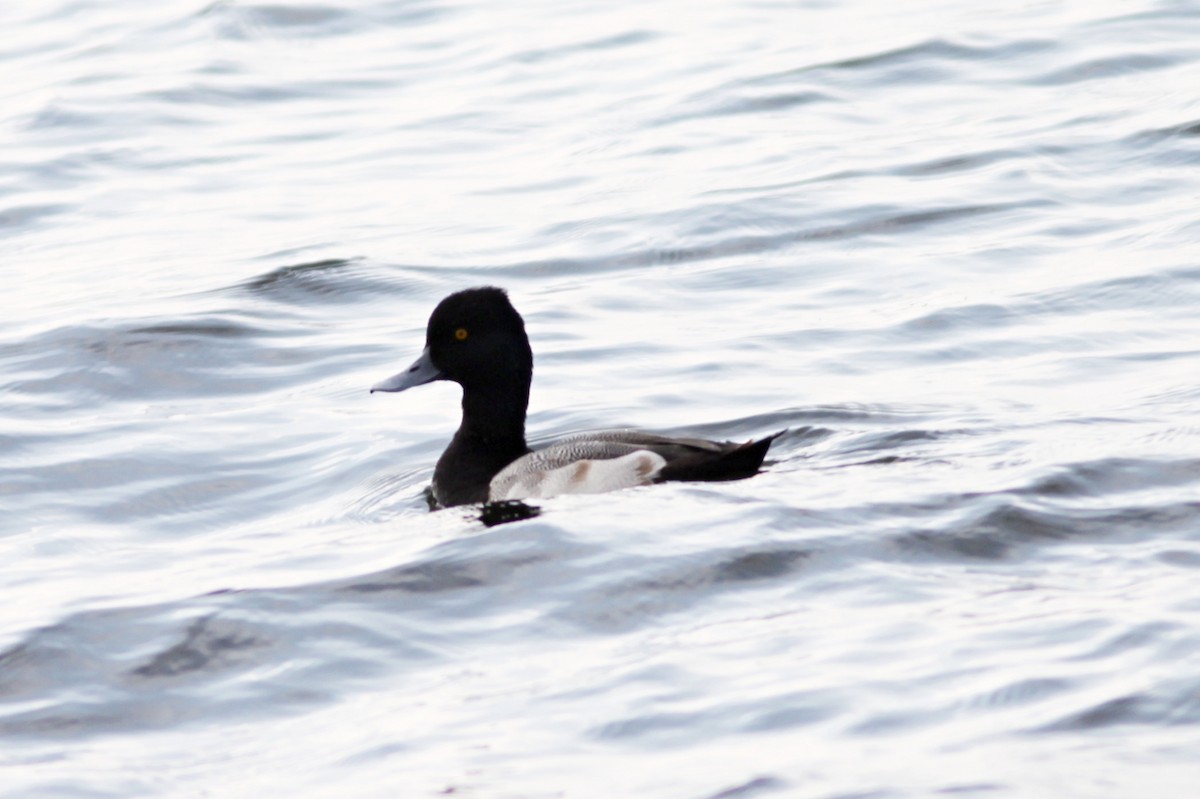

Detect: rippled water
4,0,1200,796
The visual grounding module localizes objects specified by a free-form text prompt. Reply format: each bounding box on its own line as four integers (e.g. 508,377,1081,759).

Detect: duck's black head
374,287,534,503
371,286,533,398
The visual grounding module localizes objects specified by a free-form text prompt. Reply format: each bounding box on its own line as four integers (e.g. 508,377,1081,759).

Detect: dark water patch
1024,264,1200,316
0,605,278,702
1064,622,1181,663
0,669,325,741
1044,694,1147,731
20,119,220,170
1,433,379,531
0,203,70,231
742,695,841,733
714,549,809,583
1085,3,1200,30
668,406,941,436
741,35,1054,96
92,470,280,528
894,496,1200,562
30,144,215,183
594,707,715,745
1133,118,1200,143
594,690,834,747
22,102,103,132
762,425,832,451
863,338,1057,368
576,30,659,51
0,433,28,456
879,266,1200,364
834,428,946,457
341,557,496,595
513,30,658,64
474,174,587,196
846,454,925,467
822,39,984,72
847,205,1031,239
696,545,811,587
330,524,593,607
1123,126,1200,168
129,613,269,679
703,776,788,799
850,706,945,736
346,465,438,521
1071,348,1200,368
564,543,812,633
1,454,259,508
666,90,832,125
966,677,1072,711
1028,53,1183,86
147,81,321,106
0,587,434,740
0,641,83,704
935,784,1005,796
890,149,1013,178
898,303,1016,336
0,314,343,406
483,201,1037,278
235,258,391,304
810,37,1057,87
233,256,445,305
126,318,266,338
1016,457,1200,500
1158,549,1200,569
1039,678,1200,732
202,2,361,41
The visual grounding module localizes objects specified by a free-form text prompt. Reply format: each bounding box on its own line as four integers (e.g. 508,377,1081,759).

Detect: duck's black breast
432,428,531,507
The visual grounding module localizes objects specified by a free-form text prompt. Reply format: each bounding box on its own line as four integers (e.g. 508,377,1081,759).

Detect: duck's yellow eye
454,327,469,341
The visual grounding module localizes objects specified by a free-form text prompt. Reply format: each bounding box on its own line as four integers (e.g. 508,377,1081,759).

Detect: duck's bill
370,347,444,393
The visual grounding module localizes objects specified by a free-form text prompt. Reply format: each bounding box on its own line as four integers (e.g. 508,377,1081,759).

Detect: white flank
490,450,667,501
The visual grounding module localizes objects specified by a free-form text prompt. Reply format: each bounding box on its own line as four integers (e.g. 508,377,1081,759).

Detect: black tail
657,430,785,483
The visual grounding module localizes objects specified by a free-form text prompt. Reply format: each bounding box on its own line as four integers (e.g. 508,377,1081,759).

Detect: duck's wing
549,430,726,455
488,429,784,501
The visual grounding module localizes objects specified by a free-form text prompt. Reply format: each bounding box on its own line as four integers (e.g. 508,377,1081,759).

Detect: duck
371,287,782,508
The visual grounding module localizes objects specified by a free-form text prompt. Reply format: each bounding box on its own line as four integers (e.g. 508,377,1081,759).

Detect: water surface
3,0,1200,797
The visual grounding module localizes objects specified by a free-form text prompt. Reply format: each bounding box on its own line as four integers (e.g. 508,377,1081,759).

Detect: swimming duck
371,287,781,507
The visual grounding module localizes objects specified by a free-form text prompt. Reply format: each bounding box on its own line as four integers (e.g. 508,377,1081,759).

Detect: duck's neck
459,377,529,448
432,378,531,507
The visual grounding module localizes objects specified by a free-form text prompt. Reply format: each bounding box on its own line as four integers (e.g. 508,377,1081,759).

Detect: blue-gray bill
369,346,444,393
